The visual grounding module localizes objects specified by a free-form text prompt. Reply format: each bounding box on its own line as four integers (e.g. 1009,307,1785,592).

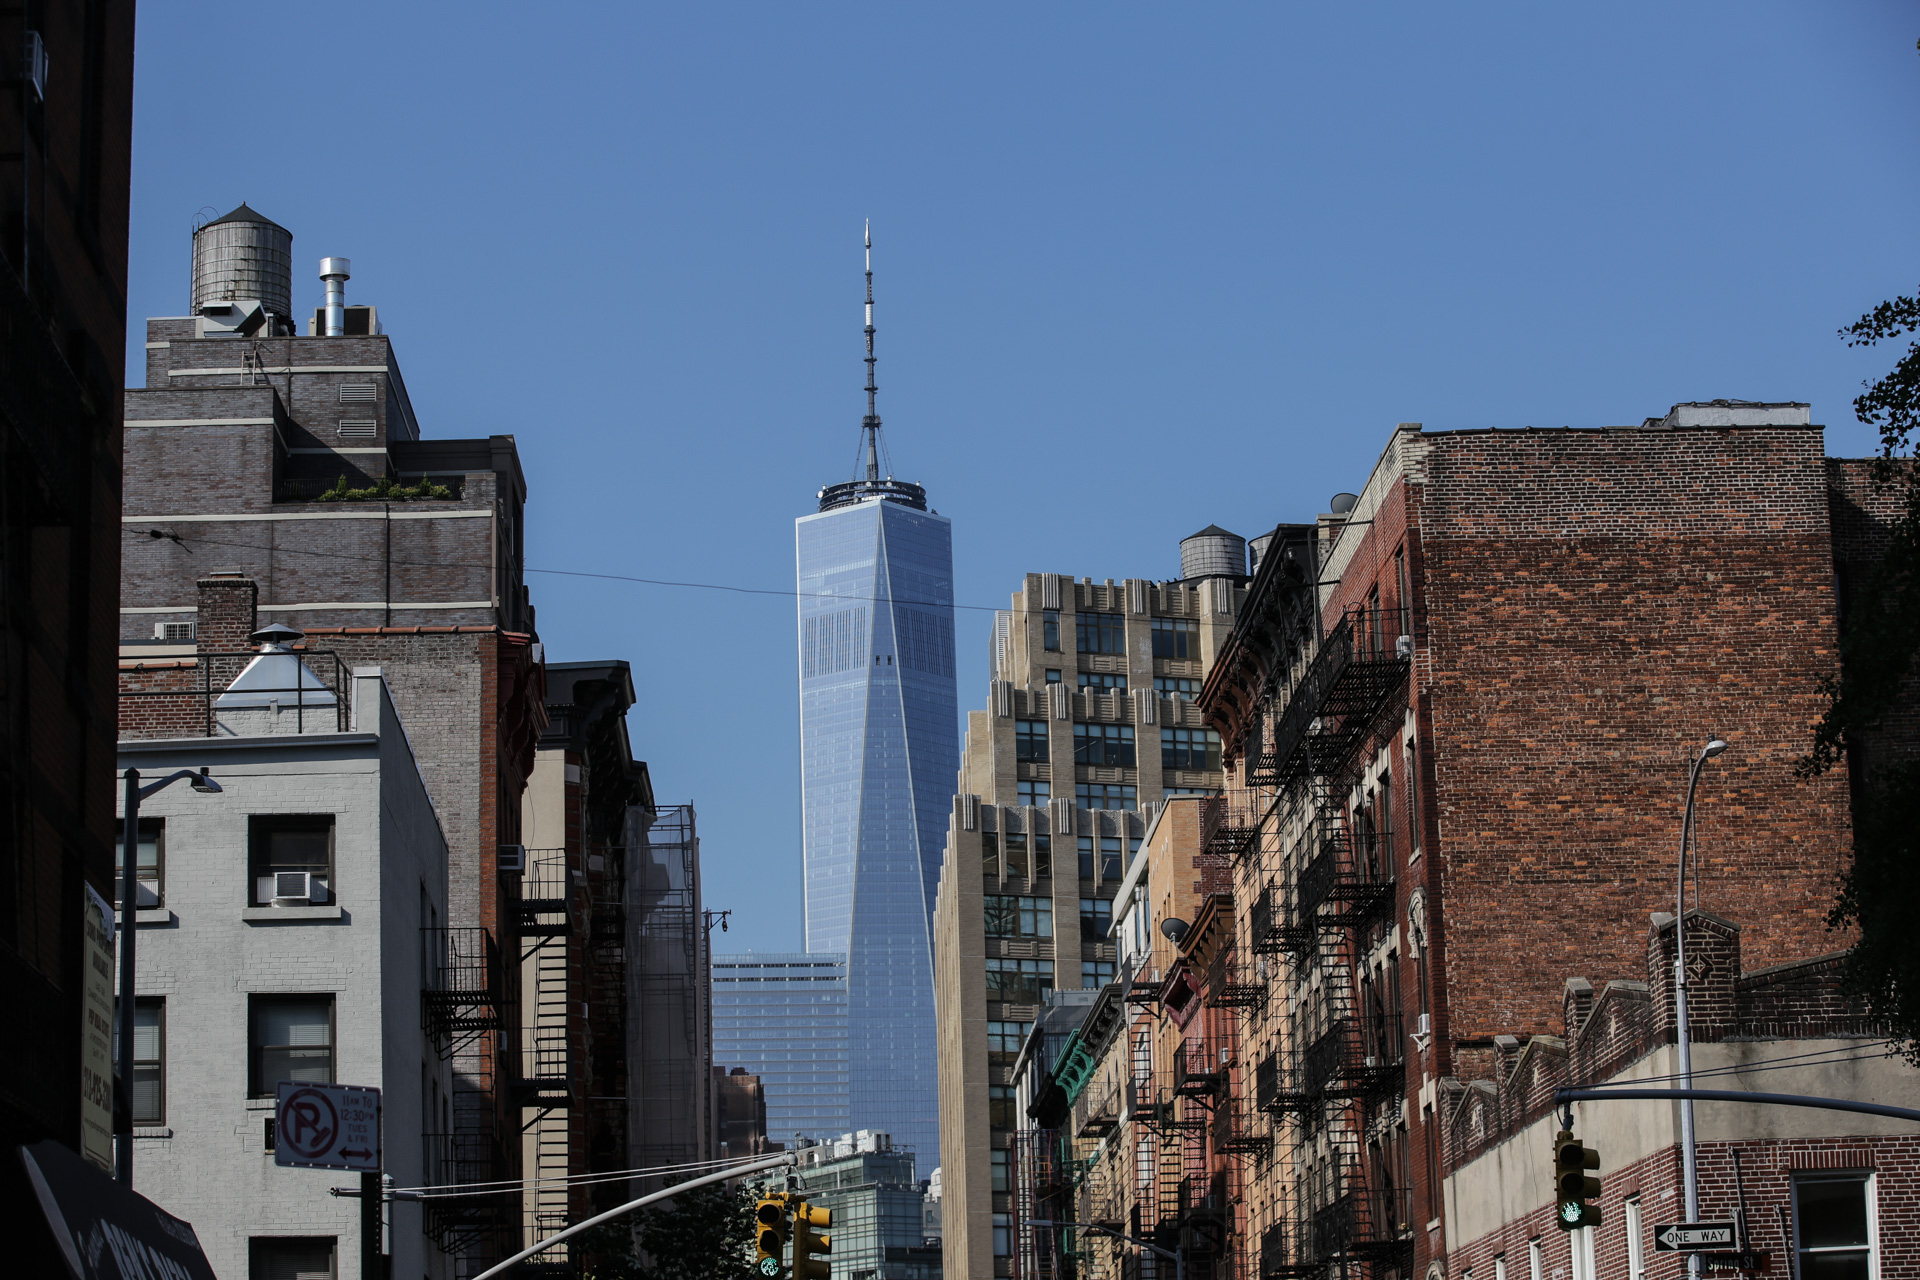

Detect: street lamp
1030,1219,1182,1280
117,765,222,1186
1672,736,1727,1275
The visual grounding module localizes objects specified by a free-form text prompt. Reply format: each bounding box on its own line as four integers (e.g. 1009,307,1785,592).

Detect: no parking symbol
275,1080,381,1171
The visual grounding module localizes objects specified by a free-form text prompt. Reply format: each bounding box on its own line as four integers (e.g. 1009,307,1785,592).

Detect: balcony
514,848,574,944
1302,1018,1405,1100
1250,884,1317,959
1074,1077,1120,1137
420,927,503,1058
1255,607,1411,791
1210,1095,1271,1157
1303,1190,1416,1264
1173,1039,1225,1098
421,1129,515,1255
1205,949,1269,1012
1199,794,1260,862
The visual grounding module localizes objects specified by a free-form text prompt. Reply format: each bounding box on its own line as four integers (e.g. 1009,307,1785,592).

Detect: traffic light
756,1195,790,1278
793,1199,832,1280
1553,1131,1602,1231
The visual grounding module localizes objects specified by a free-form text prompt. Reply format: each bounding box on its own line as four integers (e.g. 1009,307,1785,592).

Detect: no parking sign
274,1080,381,1171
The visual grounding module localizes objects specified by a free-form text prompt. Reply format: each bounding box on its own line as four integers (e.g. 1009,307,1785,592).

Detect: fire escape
420,922,513,1264
1242,607,1413,1280
515,848,577,1251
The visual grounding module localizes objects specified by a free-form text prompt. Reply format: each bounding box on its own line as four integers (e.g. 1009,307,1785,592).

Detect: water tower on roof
191,203,293,318
1180,524,1248,581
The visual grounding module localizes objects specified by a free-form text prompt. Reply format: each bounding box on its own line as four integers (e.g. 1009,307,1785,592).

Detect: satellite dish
1330,493,1360,515
1160,918,1190,943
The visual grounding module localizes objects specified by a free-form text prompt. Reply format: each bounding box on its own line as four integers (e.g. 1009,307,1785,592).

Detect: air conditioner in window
1396,634,1414,659
1413,1012,1431,1039
153,621,197,641
272,871,313,904
498,844,526,875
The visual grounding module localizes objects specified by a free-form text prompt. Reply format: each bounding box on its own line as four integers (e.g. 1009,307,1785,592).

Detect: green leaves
580,1180,761,1280
314,473,454,502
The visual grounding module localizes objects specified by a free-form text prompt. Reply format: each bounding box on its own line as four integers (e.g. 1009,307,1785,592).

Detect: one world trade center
794,229,957,1164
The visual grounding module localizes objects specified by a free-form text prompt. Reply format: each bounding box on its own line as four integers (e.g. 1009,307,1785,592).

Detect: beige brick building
934,544,1249,1280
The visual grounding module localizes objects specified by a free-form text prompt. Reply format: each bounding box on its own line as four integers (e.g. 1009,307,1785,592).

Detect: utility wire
391,1151,765,1196
1571,1040,1895,1092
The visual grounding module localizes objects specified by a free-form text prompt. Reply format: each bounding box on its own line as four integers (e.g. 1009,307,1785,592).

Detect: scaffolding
630,804,711,1188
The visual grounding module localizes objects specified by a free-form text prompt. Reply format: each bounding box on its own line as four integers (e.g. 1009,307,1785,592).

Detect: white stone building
118,658,455,1280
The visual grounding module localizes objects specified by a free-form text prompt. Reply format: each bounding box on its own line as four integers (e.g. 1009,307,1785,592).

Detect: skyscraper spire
862,220,881,482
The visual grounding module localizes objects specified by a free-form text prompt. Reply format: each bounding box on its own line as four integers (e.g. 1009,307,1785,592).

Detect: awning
20,1139,219,1280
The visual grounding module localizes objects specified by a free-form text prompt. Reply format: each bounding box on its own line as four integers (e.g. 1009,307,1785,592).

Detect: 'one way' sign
1653,1223,1736,1252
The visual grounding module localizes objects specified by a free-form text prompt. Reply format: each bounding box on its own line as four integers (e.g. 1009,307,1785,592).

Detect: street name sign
275,1080,381,1171
1654,1223,1736,1252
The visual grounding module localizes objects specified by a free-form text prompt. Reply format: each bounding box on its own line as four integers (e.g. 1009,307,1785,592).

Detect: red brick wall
1411,426,1853,1042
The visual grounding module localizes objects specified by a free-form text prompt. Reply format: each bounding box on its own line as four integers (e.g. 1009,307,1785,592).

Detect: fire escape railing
1249,607,1410,791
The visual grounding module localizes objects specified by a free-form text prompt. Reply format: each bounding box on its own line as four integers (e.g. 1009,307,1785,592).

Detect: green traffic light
758,1258,783,1278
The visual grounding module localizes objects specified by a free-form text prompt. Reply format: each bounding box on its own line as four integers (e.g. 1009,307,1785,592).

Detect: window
116,819,164,909
1407,736,1423,859
1624,1199,1644,1280
1076,612,1125,655
250,816,334,906
1042,611,1060,652
1080,897,1112,937
1044,668,1062,683
1081,960,1116,987
1422,1103,1439,1220
1078,835,1126,880
989,1086,1017,1130
114,998,164,1125
1017,780,1050,807
1795,1175,1875,1280
1396,547,1412,640
993,1211,1013,1257
1151,617,1199,660
1165,787,1222,798
1571,1226,1596,1280
1015,720,1049,763
1528,1240,1543,1280
985,957,1054,1005
984,895,1053,938
1078,671,1127,690
991,1147,1011,1192
1074,723,1136,767
1076,783,1137,811
250,996,335,1096
987,1021,1030,1067
1495,1258,1508,1280
982,832,999,877
1154,676,1200,697
1032,832,1052,879
1004,833,1031,881
250,1237,336,1280
1161,727,1221,771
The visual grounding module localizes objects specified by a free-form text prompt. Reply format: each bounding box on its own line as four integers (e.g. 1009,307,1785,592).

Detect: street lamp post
1672,736,1727,1277
1030,1219,1182,1280
117,765,222,1186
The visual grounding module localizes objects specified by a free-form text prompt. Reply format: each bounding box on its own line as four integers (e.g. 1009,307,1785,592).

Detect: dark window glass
1078,671,1127,690
985,958,1054,1005
1073,723,1136,767
1081,960,1116,987
1151,617,1200,660
986,895,1052,938
1075,613,1125,655
250,996,334,1096
115,998,164,1124
250,1237,337,1280
116,819,165,909
1080,897,1112,937
1075,783,1137,812
1033,833,1051,879
250,816,334,906
1161,727,1222,771
1042,611,1060,652
1154,676,1200,697
1077,835,1127,880
1015,720,1049,763
981,832,999,877
987,1021,1030,1067
1017,780,1050,807
1044,668,1062,684
1796,1178,1872,1280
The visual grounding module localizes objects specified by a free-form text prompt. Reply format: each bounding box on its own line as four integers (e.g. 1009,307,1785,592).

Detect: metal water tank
1248,531,1275,576
1179,525,1247,581
191,203,292,317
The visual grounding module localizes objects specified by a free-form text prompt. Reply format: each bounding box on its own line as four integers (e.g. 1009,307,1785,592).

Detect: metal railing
119,648,352,737
421,926,503,1058
1261,608,1411,791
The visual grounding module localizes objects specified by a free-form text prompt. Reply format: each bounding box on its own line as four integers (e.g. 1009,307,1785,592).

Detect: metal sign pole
362,1163,382,1280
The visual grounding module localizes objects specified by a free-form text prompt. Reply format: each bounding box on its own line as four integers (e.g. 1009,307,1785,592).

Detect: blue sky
129,4,1919,949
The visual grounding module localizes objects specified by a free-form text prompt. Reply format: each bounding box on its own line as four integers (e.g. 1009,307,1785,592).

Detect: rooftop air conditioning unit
498,844,526,875
1396,634,1414,659
154,621,197,641
273,871,313,904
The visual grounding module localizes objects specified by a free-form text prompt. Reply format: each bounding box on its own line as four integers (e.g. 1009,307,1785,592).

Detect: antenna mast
862,221,881,481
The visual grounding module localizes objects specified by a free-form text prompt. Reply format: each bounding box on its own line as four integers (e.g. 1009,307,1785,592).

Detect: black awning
20,1140,219,1280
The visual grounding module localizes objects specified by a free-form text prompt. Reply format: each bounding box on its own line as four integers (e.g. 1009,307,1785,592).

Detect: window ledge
245,1098,276,1110
135,908,174,926
242,905,343,923
134,1126,173,1139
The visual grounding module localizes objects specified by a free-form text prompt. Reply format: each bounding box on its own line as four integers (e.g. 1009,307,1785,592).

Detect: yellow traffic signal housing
756,1196,791,1277
793,1200,832,1280
1553,1131,1603,1231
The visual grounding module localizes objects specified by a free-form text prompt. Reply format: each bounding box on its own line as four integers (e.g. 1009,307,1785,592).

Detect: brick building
118,210,547,1275
935,543,1247,1280
0,4,135,1267
1009,403,1909,1280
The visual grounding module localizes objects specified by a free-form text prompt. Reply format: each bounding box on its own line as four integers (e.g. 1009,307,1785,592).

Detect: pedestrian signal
1554,1131,1602,1231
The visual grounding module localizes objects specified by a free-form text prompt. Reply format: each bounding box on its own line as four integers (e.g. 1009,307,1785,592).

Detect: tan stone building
934,539,1249,1280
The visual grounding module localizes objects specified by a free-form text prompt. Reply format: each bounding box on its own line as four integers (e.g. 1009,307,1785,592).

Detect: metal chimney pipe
319,257,351,336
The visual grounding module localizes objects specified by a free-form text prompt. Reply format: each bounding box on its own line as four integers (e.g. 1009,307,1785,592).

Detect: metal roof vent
214,624,337,709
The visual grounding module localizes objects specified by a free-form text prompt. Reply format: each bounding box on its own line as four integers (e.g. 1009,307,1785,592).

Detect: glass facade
794,1144,937,1280
711,951,851,1144
796,496,958,1165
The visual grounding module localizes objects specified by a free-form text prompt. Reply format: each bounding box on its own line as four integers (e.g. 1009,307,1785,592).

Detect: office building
794,236,957,1161
712,951,851,1145
117,645,451,1280
0,6,135,1268
794,1131,941,1280
933,543,1246,1280
119,208,546,1274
